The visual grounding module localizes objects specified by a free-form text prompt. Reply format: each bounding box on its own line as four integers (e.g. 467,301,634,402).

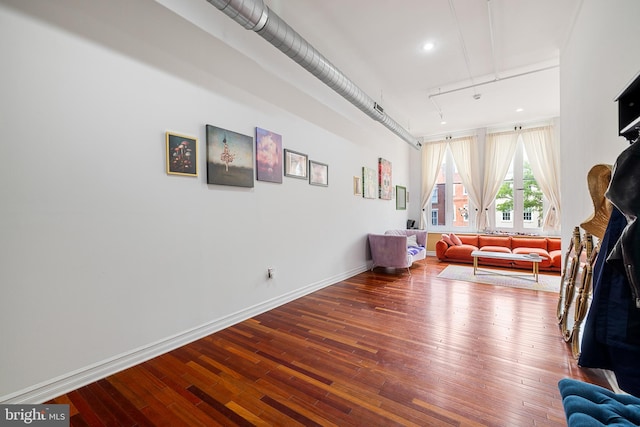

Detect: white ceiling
258,0,583,138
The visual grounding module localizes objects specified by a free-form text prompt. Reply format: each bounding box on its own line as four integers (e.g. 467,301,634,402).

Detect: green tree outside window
495,162,543,226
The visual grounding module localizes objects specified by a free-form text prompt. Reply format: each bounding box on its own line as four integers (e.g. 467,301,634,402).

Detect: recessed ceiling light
423,42,435,51
516,108,524,112
440,120,447,125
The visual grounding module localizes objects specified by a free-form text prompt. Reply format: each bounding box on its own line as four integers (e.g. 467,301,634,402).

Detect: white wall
0,0,413,402
560,0,640,245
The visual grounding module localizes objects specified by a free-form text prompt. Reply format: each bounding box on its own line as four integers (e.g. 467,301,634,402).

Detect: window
492,138,545,233
423,130,554,235
429,147,475,231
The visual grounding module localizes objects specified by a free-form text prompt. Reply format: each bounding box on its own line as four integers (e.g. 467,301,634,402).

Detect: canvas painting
363,166,377,199
206,125,254,188
255,127,282,183
378,157,392,200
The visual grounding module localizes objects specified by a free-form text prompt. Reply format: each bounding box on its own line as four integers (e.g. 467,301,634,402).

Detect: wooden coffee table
471,250,547,282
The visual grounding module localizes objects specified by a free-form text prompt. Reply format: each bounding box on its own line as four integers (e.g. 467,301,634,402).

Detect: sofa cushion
406,234,418,247
445,244,477,259
478,235,512,248
386,229,427,247
512,248,553,268
547,238,561,252
475,247,513,266
449,232,462,246
512,247,549,257
511,237,548,250
479,246,512,253
441,234,454,246
549,250,562,269
458,235,478,246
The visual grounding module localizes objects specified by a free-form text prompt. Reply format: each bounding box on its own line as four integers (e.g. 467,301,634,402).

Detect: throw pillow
441,233,454,246
449,233,462,246
406,234,418,247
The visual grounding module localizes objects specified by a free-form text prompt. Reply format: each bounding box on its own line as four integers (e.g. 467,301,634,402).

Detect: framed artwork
309,160,328,186
206,125,254,188
353,176,362,196
362,166,377,199
396,185,407,210
378,157,392,200
284,149,308,179
166,131,197,176
255,127,282,183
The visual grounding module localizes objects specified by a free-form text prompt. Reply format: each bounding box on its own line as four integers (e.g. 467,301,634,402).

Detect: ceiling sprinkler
473,93,482,100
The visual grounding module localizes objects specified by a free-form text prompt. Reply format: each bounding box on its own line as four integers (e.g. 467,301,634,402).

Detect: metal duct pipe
205,0,421,149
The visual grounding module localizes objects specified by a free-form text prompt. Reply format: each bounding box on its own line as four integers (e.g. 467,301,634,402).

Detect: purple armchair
368,230,427,274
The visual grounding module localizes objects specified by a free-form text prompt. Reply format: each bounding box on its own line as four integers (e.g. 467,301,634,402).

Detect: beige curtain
448,135,481,230
480,131,519,230
521,126,561,231
420,141,448,229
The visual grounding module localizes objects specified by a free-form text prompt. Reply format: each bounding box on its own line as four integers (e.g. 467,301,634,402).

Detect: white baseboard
1,264,368,404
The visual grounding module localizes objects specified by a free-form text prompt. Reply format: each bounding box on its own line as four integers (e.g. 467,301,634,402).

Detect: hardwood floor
47,257,608,426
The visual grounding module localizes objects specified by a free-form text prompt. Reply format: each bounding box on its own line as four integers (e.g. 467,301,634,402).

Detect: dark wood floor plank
96,379,156,427
46,257,610,425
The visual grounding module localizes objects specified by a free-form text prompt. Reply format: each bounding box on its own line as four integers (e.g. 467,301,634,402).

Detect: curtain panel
420,141,448,229
448,135,481,230
521,126,561,231
481,131,519,230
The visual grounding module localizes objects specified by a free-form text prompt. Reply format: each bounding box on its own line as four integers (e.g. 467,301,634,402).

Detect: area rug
437,264,560,293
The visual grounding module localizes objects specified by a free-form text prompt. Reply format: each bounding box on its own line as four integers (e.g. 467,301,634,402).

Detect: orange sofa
435,234,562,272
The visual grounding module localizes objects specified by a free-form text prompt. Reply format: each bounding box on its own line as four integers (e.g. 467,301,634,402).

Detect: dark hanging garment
605,141,640,308
579,169,640,396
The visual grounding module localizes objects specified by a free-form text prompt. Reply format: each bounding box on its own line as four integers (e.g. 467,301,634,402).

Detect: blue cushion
558,378,640,426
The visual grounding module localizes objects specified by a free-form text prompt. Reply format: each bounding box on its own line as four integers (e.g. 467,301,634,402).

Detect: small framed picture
309,160,328,186
362,166,377,199
396,185,407,210
284,149,308,179
353,176,362,196
166,131,198,176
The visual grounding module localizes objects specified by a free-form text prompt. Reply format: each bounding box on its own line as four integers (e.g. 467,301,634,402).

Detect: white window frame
491,139,546,234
